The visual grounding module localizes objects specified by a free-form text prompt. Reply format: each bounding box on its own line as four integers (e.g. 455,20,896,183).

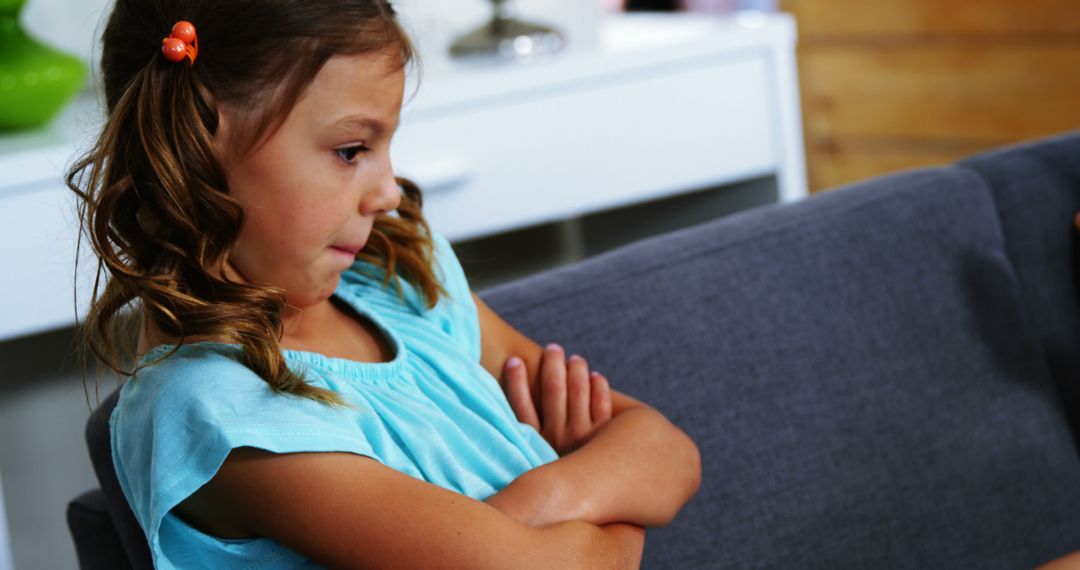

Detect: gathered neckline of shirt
137,281,407,382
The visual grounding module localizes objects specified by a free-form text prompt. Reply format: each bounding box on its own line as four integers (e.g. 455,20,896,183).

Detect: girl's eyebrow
327,115,397,137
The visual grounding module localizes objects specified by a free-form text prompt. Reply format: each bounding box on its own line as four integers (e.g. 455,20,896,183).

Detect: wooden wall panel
784,0,1080,38
801,45,1080,142
781,0,1080,191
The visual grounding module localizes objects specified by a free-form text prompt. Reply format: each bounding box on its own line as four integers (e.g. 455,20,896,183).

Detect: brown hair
66,0,448,407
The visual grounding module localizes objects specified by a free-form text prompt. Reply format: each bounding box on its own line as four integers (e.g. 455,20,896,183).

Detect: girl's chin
283,275,343,308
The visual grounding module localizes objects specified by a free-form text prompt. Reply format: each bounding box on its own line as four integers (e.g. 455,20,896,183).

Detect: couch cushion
477,164,1080,568
959,131,1080,446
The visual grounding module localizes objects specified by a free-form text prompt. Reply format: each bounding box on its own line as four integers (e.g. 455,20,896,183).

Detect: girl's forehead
316,52,405,92
226,51,405,158
297,52,405,117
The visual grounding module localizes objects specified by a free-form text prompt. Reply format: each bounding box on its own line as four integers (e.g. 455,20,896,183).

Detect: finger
1075,211,1080,231
590,372,613,425
540,343,567,440
505,357,540,430
566,355,593,436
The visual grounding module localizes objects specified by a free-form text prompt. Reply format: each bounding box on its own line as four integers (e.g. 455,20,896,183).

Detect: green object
0,0,87,132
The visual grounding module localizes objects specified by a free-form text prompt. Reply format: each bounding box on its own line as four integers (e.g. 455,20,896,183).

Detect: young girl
67,1,701,568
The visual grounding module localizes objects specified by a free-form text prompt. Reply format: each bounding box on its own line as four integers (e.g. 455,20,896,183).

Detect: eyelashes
335,145,370,165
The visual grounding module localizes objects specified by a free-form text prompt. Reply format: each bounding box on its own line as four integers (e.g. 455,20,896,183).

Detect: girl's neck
280,298,336,344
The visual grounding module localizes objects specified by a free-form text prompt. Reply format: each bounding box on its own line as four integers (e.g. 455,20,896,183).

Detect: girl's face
219,50,405,309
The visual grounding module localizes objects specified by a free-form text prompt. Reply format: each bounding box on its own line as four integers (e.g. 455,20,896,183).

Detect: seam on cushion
954,161,1070,419
490,167,966,317
959,160,1080,465
952,164,1021,264
953,162,1047,336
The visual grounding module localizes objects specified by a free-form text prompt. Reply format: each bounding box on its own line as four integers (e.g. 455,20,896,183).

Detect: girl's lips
330,245,361,257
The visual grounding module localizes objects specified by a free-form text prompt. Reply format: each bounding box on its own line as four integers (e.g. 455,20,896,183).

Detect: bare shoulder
174,447,599,568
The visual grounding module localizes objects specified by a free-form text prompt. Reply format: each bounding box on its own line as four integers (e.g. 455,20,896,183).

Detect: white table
0,12,805,342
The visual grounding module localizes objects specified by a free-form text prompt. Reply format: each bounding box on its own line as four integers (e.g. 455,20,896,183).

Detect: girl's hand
502,343,613,456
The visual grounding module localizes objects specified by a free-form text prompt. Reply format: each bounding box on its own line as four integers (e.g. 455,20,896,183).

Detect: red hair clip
162,21,199,65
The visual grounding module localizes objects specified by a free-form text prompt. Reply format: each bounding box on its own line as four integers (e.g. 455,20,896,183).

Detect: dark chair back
67,488,134,570
68,387,153,569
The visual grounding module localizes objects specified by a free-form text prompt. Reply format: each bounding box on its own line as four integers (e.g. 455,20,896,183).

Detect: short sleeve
110,345,376,569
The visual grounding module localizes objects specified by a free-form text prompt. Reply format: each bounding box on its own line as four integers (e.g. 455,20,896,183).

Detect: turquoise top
110,230,559,569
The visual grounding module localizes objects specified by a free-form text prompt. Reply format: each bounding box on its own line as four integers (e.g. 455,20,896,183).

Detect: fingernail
506,356,523,369
545,343,563,352
568,354,583,362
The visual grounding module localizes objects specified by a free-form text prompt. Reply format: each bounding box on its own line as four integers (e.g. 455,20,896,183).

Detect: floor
0,175,776,569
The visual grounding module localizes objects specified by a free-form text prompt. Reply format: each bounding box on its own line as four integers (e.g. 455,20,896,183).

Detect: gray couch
68,132,1080,568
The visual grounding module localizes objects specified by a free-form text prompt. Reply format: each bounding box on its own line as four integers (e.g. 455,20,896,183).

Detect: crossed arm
471,292,703,529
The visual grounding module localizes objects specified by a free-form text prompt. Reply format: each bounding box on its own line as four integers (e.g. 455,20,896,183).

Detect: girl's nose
362,162,402,217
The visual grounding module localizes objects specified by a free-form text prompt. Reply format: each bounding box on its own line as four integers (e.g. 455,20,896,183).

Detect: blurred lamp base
450,14,565,64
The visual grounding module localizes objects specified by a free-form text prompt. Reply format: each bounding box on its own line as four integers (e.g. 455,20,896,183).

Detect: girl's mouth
330,245,361,257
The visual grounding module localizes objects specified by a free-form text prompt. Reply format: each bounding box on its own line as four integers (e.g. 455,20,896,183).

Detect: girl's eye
336,145,369,164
